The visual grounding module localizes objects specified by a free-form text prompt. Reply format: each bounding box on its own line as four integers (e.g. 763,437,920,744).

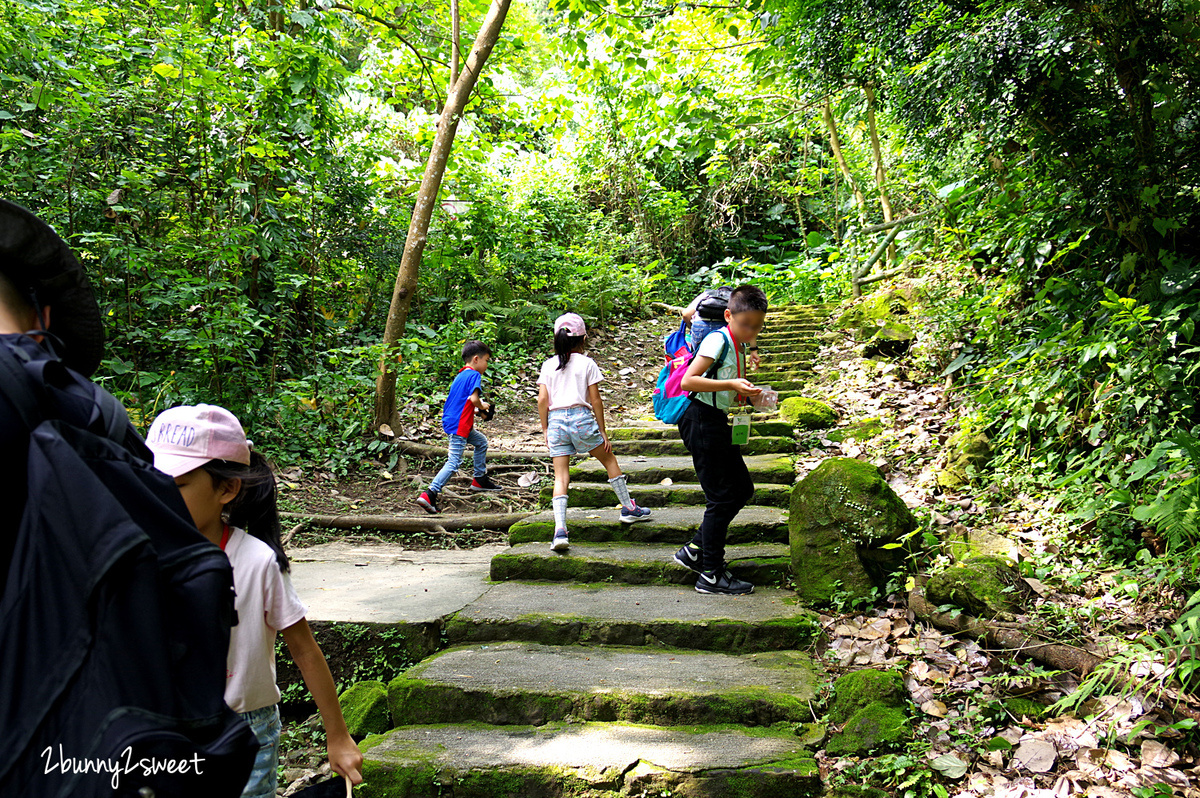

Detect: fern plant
1052,586,1200,716
1130,432,1200,551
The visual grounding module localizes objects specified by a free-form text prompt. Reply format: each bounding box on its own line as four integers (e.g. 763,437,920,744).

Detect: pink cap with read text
145,404,252,477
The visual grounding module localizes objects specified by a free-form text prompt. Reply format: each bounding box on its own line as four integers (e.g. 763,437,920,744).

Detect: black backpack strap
0,342,43,430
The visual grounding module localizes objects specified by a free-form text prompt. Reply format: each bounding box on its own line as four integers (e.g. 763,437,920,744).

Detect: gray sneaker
550,530,569,552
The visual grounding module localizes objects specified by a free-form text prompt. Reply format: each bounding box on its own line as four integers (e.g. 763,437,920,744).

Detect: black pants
678,397,755,572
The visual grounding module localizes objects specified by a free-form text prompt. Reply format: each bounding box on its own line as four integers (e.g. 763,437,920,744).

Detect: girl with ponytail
536,313,651,553
146,404,362,797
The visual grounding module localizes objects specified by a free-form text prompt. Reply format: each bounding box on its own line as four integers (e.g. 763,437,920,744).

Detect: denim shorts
238,703,281,798
547,406,604,456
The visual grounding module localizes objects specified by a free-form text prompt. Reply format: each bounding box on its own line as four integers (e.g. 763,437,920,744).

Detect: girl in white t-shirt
536,313,651,552
145,404,362,797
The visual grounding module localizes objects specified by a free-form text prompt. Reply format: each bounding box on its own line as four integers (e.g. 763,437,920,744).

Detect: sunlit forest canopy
2,0,1198,525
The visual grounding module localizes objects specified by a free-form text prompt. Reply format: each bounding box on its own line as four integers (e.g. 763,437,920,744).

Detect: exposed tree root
909,584,1104,674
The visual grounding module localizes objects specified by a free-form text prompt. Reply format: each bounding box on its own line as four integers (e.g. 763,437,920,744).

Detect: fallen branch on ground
649,301,685,316
908,584,1104,674
279,510,531,535
909,585,1200,723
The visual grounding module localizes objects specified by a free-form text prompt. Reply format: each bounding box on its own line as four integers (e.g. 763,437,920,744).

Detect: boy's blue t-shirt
442,367,482,436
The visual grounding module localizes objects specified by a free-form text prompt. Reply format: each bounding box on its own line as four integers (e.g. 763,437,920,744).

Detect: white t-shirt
537,353,604,411
223,526,307,713
694,328,746,413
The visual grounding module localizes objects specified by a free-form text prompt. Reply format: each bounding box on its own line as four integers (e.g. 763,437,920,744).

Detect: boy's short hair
462,340,492,362
0,269,35,317
729,285,768,315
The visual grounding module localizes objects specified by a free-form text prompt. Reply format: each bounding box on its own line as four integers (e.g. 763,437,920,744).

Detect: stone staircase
357,305,834,798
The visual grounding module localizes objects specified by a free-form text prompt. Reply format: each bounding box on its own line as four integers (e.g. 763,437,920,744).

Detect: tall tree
373,0,513,427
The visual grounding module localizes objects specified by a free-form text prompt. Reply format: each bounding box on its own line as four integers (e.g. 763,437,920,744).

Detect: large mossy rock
925,555,1031,619
936,422,993,490
339,680,391,737
826,670,911,756
789,459,918,604
837,289,921,359
781,397,837,429
828,670,907,724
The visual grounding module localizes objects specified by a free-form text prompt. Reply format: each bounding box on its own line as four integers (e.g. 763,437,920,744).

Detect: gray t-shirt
693,328,746,413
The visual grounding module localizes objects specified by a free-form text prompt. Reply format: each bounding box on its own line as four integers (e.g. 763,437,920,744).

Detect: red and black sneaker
470,474,503,492
416,491,440,514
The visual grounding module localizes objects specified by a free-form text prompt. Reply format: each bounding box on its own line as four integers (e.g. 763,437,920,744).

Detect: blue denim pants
429,428,488,493
238,703,281,798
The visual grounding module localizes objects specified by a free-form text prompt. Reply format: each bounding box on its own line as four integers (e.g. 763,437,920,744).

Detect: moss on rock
925,555,1030,619
781,397,837,429
825,703,911,756
1005,697,1048,720
937,420,993,489
788,459,918,605
339,680,391,737
826,418,884,443
829,669,907,724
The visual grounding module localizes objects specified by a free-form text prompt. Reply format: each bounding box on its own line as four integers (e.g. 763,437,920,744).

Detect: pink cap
145,404,251,477
554,312,586,337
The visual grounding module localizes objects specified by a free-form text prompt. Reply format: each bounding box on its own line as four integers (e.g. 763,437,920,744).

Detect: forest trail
339,304,836,796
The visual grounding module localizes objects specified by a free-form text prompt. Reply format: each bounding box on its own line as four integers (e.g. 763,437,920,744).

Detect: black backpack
0,339,257,797
695,286,733,320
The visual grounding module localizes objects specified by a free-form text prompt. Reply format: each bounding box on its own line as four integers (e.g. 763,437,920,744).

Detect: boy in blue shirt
417,341,502,513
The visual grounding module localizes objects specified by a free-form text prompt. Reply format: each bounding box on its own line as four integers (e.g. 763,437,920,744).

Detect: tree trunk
450,0,461,89
864,84,896,268
822,98,867,228
373,0,513,428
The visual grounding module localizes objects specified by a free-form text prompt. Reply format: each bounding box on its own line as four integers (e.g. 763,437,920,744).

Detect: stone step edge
359,721,822,798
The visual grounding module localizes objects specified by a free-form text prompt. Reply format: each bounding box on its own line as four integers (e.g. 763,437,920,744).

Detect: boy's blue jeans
430,429,488,493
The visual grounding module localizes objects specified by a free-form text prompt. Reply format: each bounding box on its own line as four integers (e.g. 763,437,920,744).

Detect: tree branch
331,3,447,104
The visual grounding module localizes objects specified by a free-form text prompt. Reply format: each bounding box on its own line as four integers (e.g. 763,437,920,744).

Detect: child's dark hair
462,340,492,362
201,451,289,573
729,285,769,315
554,329,585,371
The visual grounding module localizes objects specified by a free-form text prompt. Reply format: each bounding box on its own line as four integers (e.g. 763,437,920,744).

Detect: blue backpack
652,330,730,424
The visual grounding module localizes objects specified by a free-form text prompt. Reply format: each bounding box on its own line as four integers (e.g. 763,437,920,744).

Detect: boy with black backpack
672,285,769,595
0,199,256,796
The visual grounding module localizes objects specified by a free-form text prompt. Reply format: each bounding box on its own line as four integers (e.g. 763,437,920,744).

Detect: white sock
552,495,568,534
608,475,635,511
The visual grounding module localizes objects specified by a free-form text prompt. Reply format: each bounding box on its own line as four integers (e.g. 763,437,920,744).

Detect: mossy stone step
611,436,792,457
570,453,794,485
388,642,819,728
609,421,793,440
757,370,814,383
509,506,788,546
359,721,822,798
770,380,813,393
446,582,822,652
491,542,790,585
538,480,791,509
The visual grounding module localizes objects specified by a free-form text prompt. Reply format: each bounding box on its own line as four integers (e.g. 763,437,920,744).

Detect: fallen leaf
1140,740,1180,769
517,472,538,488
922,700,949,717
1013,739,1058,773
930,752,969,779
660,478,674,486
378,424,395,437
